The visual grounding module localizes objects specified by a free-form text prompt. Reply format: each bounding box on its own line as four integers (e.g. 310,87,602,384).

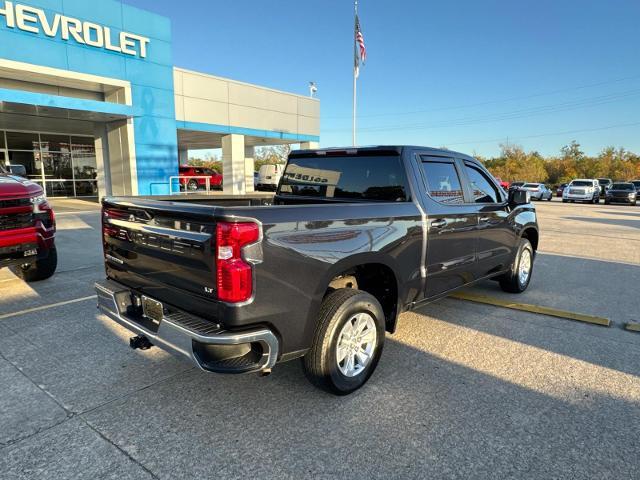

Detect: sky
127,0,640,157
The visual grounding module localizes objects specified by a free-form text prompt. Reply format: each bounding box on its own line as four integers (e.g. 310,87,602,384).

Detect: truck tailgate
101,198,219,301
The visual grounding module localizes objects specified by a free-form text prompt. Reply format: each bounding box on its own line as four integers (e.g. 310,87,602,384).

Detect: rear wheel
187,179,199,191
562,199,568,203
499,239,533,293
10,247,57,282
303,288,385,395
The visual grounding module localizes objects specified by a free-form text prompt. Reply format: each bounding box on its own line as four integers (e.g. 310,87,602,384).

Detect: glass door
0,130,6,169
40,133,74,197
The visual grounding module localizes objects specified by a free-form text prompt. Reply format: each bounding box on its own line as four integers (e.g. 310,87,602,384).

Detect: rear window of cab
279,156,410,202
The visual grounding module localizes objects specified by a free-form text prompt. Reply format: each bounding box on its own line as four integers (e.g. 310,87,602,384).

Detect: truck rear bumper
95,279,279,374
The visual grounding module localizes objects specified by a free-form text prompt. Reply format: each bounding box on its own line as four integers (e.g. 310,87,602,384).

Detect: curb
449,291,611,327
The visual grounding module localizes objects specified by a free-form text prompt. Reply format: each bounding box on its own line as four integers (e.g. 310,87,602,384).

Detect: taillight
216,222,260,303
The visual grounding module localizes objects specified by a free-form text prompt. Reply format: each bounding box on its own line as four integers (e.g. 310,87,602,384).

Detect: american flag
354,14,366,77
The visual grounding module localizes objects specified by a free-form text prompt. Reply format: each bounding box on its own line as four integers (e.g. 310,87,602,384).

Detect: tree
254,144,291,171
187,155,222,173
481,141,640,186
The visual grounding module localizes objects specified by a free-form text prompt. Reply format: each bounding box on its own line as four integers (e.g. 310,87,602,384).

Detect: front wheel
303,288,385,395
10,247,57,282
499,239,534,293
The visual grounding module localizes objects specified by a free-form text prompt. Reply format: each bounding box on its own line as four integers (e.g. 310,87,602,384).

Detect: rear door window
420,157,464,204
463,163,501,203
280,155,410,202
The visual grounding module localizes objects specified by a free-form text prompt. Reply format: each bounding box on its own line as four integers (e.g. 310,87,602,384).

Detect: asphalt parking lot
1,198,639,479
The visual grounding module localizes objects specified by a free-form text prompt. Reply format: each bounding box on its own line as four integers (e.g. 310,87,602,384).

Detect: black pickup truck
96,146,538,395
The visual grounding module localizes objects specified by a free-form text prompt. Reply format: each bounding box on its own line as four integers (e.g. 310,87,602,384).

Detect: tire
605,200,610,205
187,179,199,191
10,247,57,282
562,199,567,203
547,195,552,201
303,288,385,395
592,195,599,204
499,239,534,293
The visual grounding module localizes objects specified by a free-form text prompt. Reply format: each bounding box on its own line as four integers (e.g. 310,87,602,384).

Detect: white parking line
55,210,100,216
0,295,97,320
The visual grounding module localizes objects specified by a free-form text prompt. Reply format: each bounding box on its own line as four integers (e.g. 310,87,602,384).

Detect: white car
520,183,553,201
562,179,600,204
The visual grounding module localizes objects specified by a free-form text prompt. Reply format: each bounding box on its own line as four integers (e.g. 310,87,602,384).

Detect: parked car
96,146,539,395
562,179,600,203
178,166,223,191
556,183,568,197
604,182,637,206
256,163,284,191
597,178,613,196
494,177,510,190
630,180,640,193
6,164,27,177
520,183,553,201
0,164,57,281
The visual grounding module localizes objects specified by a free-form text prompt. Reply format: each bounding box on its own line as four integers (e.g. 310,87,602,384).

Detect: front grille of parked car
0,198,31,209
570,188,585,195
612,192,631,197
0,213,33,231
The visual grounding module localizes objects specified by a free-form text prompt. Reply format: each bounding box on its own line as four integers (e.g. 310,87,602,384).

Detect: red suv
178,166,223,191
0,165,57,282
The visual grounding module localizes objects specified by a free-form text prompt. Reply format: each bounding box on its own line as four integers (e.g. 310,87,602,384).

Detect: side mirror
7,164,27,177
509,188,530,206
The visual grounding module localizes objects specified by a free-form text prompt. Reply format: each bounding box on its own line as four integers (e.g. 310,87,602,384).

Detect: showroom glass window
1,130,97,197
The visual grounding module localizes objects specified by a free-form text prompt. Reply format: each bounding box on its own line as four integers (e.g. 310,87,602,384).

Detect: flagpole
352,0,358,146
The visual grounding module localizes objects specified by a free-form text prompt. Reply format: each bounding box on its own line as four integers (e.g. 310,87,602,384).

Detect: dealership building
0,0,320,197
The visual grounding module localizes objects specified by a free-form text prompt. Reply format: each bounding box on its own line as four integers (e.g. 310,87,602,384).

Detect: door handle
479,216,491,223
430,219,447,229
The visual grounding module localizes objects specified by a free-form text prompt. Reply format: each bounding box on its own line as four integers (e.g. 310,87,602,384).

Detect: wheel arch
306,253,403,339
520,225,539,252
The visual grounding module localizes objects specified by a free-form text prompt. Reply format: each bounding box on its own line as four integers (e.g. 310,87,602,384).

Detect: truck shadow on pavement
562,215,640,230
1,291,639,478
595,209,640,218
464,251,640,329
28,323,640,479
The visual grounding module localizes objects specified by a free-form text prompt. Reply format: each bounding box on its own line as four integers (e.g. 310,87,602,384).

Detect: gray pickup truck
96,146,539,395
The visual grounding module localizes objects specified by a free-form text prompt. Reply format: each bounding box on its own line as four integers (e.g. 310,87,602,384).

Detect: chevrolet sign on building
0,0,319,198
0,1,150,57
